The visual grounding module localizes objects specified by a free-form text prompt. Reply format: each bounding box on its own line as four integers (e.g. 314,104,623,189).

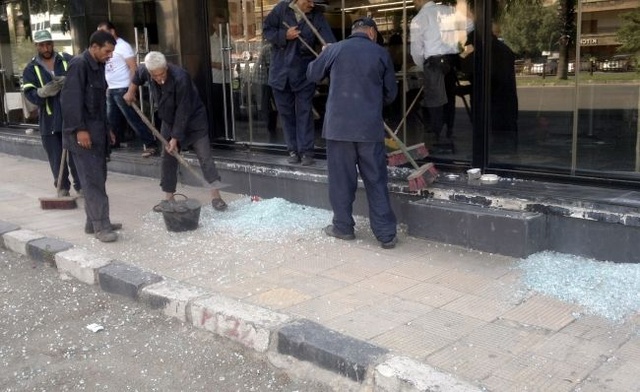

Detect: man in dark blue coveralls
22,29,81,197
61,31,122,243
307,18,399,249
263,0,335,166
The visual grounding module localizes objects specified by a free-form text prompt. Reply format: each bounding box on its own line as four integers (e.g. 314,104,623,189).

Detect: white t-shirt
210,32,234,84
105,37,136,89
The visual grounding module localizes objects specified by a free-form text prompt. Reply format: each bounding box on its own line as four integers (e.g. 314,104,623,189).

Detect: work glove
36,79,63,98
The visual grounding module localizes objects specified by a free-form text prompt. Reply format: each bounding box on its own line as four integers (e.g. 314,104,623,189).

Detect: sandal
153,200,172,213
211,198,227,211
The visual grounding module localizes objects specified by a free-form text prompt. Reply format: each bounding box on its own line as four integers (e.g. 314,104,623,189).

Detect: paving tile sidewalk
1,152,639,391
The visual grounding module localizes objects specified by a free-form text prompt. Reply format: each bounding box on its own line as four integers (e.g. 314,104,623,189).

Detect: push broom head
386,143,429,167
39,196,77,210
407,163,437,192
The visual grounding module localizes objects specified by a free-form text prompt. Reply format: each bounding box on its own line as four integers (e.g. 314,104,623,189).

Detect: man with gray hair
123,51,227,211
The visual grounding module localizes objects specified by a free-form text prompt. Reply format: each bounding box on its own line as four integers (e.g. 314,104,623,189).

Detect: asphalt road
0,249,332,392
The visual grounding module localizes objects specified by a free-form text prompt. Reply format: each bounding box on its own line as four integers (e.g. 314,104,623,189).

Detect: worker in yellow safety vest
22,29,81,197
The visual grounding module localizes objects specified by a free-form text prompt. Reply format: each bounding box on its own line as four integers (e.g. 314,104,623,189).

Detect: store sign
580,38,598,45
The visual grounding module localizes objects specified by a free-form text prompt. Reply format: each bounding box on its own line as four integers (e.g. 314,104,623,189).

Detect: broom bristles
407,163,437,191
408,144,429,160
39,196,77,210
387,150,408,166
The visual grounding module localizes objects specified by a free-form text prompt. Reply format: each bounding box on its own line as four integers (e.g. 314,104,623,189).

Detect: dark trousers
41,132,81,192
160,134,221,193
107,88,156,147
70,145,111,232
261,84,278,134
271,82,315,156
212,83,233,138
423,55,458,135
326,139,396,243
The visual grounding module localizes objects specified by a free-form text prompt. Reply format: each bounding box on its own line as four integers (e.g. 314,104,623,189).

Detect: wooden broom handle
292,3,327,47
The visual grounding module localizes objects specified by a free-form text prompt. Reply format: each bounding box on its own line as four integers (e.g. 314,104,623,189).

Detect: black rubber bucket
156,194,202,232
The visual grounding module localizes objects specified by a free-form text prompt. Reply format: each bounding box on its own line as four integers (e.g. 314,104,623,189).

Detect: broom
40,149,77,209
289,12,429,167
384,123,437,191
386,86,428,166
130,103,229,190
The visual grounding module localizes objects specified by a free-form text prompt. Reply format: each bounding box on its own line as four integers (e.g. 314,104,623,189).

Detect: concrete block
140,279,210,322
277,319,388,383
190,294,290,353
27,237,73,265
2,229,45,255
406,199,547,258
55,248,112,285
98,262,163,300
548,215,640,263
375,356,480,392
0,220,20,248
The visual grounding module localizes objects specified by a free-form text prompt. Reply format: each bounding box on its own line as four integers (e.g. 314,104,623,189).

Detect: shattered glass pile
518,251,640,322
199,197,333,241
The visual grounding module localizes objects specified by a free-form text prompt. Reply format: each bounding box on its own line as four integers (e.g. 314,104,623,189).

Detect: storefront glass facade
1,0,638,185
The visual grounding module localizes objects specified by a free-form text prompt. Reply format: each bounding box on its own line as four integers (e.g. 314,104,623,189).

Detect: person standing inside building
22,29,81,198
209,14,235,138
410,0,472,140
307,17,399,249
61,30,121,243
97,21,158,157
123,51,228,212
263,0,336,166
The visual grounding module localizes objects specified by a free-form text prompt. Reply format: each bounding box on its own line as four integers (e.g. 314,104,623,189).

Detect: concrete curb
0,222,481,392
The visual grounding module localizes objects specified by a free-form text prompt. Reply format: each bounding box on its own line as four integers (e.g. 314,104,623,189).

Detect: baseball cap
351,17,384,45
33,30,53,43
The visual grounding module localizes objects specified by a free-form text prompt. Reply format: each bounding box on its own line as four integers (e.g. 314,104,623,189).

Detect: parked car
602,54,637,72
568,59,595,73
531,59,558,75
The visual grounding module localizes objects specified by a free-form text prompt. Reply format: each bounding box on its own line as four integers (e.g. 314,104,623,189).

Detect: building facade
0,0,638,188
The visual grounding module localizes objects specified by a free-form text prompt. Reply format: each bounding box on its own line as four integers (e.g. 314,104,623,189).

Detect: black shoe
95,229,117,243
85,222,122,234
287,151,300,164
301,154,315,166
380,237,397,249
324,225,355,241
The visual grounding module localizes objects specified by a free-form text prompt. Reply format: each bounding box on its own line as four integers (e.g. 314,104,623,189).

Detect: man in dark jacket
61,30,121,243
307,17,399,249
263,0,335,166
123,51,227,211
22,29,81,197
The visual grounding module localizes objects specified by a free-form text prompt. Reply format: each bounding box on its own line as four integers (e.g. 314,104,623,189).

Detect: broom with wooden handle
290,24,434,191
289,11,429,166
131,103,228,190
386,86,428,166
39,149,77,209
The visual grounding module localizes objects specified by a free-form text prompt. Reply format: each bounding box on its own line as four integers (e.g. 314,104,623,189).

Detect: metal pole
218,23,230,140
226,22,236,140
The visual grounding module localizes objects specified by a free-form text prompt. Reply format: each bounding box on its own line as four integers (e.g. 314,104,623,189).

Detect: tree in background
616,8,640,61
555,0,576,80
499,2,556,59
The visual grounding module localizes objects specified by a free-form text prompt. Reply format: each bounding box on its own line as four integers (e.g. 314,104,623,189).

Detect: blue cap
352,18,384,45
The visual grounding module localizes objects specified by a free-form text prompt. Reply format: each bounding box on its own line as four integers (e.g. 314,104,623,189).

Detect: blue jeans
107,88,156,147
